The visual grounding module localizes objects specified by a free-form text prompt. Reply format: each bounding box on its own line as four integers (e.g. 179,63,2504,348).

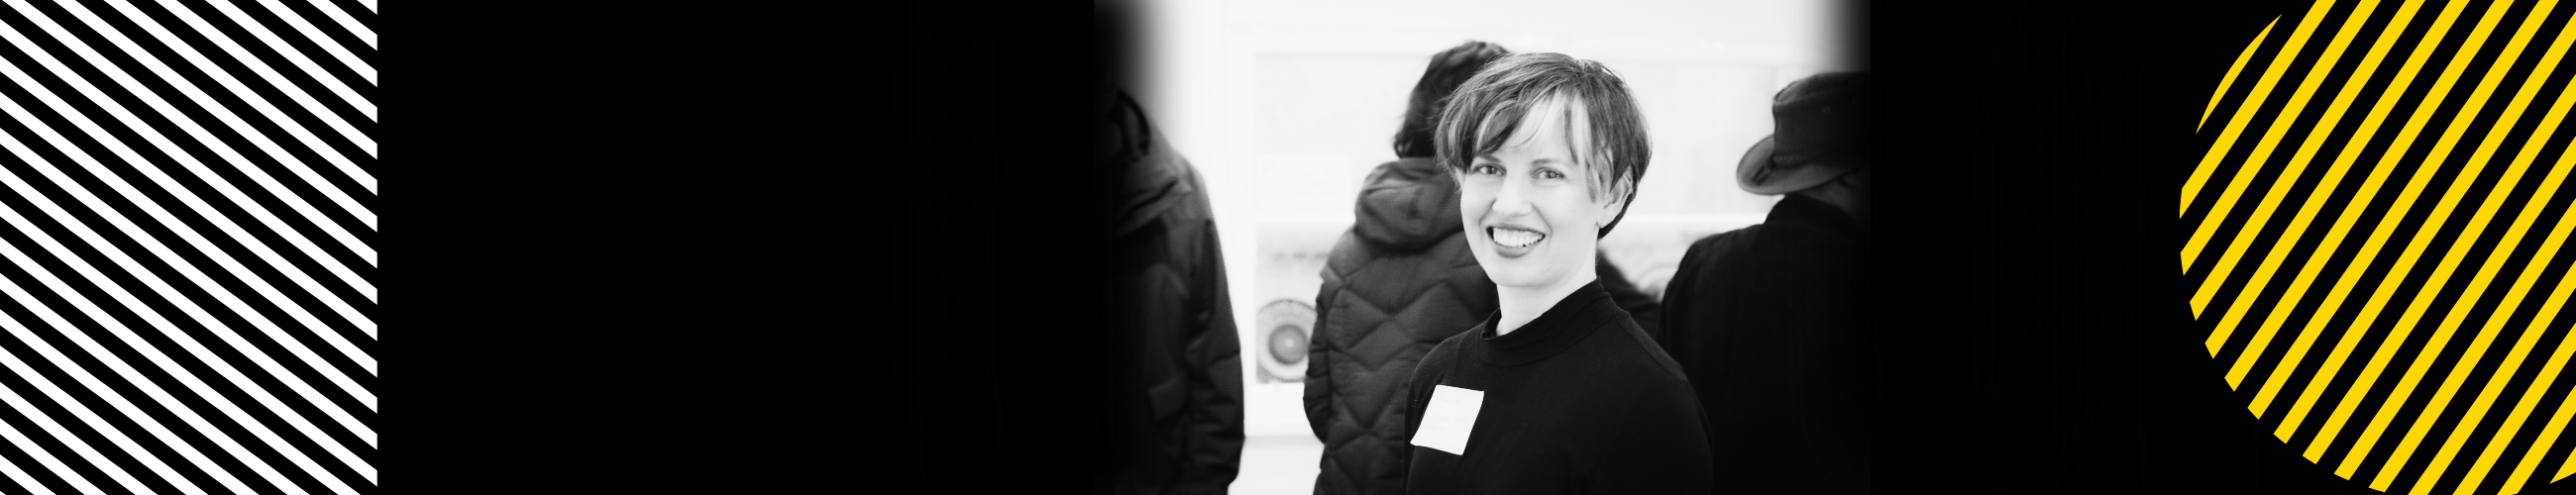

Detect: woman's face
1457,99,1625,291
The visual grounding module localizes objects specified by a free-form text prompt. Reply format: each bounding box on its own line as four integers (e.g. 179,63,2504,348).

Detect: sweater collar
1473,280,1617,366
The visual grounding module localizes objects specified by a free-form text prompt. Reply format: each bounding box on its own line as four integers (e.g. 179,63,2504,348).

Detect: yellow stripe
2564,458,2576,492
2246,0,2462,417
2200,0,2393,359
2235,0,2431,407
2380,33,2576,493
2560,443,2576,490
2317,0,2559,475
2502,360,2576,492
2421,103,2576,495
2190,0,2387,323
2565,457,2576,491
2184,1,2342,219
2206,18,2285,133
2264,0,2496,444
2452,278,2576,495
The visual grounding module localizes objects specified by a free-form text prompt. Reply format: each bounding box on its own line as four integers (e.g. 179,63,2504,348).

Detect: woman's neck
1494,270,1598,336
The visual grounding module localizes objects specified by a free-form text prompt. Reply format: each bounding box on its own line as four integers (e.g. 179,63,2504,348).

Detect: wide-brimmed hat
1739,72,1870,195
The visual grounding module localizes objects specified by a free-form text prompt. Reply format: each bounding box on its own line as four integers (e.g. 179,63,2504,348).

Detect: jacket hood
1106,92,1202,237
1350,156,1465,252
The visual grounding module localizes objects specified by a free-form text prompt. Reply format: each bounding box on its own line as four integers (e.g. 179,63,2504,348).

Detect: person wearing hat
1657,71,1872,494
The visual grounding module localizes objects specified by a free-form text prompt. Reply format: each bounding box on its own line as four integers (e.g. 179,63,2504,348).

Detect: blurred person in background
1599,251,1662,341
1303,41,1507,495
1658,71,1872,495
1399,52,1710,494
1101,4,1244,492
1303,42,1664,495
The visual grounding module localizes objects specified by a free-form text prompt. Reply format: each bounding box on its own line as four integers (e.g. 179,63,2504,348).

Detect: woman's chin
1475,247,1580,289
1485,268,1558,289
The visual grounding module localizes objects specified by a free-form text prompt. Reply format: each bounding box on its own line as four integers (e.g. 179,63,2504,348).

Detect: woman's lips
1488,226,1545,257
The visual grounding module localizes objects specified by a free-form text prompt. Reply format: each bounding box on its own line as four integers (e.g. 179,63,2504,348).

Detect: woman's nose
1490,176,1535,215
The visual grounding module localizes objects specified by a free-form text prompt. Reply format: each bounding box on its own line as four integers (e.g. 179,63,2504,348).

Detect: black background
375,1,2576,493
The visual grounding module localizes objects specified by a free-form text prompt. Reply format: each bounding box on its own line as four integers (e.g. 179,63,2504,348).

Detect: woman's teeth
1491,228,1544,248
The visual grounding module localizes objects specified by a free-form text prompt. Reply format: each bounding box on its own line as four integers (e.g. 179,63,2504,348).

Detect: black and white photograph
1099,0,1865,492
1094,0,1868,493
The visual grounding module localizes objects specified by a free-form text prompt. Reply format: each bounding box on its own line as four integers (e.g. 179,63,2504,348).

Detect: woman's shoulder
1404,322,1483,406
1416,322,1480,370
1594,314,1694,386
1592,317,1709,425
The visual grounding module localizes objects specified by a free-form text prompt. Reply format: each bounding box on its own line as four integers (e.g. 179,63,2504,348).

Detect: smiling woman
1398,52,1711,494
1439,52,1652,334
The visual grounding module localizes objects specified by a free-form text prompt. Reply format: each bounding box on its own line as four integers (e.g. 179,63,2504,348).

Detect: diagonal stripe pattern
0,1,375,494
2188,1,2576,494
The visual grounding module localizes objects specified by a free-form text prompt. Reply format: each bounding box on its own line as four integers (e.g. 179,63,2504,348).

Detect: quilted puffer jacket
1303,156,1493,495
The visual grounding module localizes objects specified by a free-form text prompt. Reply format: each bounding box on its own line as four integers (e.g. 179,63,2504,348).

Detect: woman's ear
1596,180,1632,228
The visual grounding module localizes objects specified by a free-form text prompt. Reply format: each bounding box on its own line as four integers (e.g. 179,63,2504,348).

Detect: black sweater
1400,280,1714,494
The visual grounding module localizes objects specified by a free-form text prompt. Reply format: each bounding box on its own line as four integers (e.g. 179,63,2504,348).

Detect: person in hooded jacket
1103,87,1245,495
1094,5,1241,491
1303,41,1511,495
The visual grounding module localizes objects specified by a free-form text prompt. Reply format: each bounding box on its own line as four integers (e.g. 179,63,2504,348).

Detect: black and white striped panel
0,1,374,494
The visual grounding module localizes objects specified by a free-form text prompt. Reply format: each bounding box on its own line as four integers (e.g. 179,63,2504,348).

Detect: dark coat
1107,91,1245,495
1307,157,1496,495
1658,194,1872,494
1304,157,1664,495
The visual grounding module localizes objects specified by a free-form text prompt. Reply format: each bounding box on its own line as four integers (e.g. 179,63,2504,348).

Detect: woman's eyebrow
1469,155,1574,166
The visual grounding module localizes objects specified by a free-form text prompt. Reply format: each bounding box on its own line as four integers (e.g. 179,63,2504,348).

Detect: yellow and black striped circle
2187,1,2576,493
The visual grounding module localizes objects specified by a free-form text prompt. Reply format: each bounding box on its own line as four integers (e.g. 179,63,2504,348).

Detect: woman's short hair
1394,41,1511,158
1434,52,1652,239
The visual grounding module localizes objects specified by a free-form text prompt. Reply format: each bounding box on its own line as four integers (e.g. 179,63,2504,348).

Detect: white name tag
1411,384,1484,455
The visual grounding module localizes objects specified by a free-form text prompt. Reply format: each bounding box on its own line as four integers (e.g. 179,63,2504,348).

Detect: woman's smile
1487,226,1546,256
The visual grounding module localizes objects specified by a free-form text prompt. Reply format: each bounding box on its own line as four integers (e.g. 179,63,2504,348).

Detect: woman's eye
1472,164,1503,175
1538,169,1565,180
